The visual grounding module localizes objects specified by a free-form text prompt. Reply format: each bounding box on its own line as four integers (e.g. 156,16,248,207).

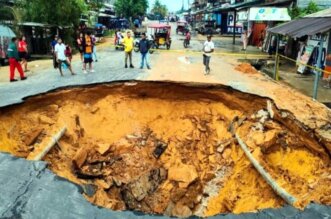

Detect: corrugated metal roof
268,16,331,38
305,8,331,17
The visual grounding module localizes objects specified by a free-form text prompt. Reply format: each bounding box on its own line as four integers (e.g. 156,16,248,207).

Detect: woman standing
18,36,29,72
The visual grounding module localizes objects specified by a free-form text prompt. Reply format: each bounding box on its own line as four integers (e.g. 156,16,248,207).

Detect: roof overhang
268,17,331,38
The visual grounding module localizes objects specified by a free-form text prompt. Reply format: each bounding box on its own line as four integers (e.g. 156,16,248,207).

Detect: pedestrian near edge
123,31,134,68
7,37,27,82
54,38,75,76
82,32,94,74
51,35,58,69
91,34,98,62
241,29,248,51
77,33,84,62
139,33,151,69
203,35,214,75
18,36,29,72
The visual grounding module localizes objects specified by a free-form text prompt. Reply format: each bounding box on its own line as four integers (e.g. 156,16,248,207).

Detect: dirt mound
235,63,259,74
0,82,330,218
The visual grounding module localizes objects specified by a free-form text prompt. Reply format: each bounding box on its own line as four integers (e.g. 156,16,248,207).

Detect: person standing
82,32,94,74
203,35,214,75
91,34,98,62
139,33,151,69
54,38,75,76
123,31,134,68
18,36,29,72
241,29,248,51
51,35,58,69
7,37,27,82
65,43,73,63
77,33,84,62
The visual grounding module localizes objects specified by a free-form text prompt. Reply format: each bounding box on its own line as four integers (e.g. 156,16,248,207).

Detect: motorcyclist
185,30,191,42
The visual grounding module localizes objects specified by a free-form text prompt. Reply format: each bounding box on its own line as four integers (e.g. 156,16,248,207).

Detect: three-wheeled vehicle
176,21,189,35
148,24,172,50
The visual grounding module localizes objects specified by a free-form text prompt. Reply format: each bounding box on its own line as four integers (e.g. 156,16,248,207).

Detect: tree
151,0,168,19
114,0,148,19
87,0,104,11
289,1,321,19
16,0,87,27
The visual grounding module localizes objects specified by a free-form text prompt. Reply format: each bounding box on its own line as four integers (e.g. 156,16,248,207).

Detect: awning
210,0,264,13
248,7,291,21
268,17,331,38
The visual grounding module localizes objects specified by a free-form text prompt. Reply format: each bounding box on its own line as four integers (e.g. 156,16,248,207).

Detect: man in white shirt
54,38,75,76
203,35,214,75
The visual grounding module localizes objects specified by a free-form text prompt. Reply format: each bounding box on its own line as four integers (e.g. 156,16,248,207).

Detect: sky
148,0,190,12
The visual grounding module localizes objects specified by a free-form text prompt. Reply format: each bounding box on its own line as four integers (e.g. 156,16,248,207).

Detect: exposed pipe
28,126,67,161
235,133,297,206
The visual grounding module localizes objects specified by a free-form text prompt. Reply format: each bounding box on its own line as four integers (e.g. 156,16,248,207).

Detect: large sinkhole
0,81,330,218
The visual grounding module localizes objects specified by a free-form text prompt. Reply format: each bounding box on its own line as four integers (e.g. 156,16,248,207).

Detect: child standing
65,43,72,63
82,32,94,74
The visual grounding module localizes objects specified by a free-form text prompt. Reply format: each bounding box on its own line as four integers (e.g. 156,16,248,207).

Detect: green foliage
16,0,87,27
151,0,168,18
289,1,321,19
114,0,149,19
88,0,104,11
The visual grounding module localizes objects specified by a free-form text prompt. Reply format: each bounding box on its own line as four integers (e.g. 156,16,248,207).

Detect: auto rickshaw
148,24,172,50
176,21,189,35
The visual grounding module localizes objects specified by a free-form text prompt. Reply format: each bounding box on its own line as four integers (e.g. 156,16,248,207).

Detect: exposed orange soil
0,82,330,217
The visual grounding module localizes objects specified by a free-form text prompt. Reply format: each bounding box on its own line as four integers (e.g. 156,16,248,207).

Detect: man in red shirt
18,36,29,72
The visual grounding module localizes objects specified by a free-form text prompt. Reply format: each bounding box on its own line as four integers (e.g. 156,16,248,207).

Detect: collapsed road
0,81,330,218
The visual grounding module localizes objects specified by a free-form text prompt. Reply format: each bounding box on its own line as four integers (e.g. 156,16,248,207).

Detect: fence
273,52,331,101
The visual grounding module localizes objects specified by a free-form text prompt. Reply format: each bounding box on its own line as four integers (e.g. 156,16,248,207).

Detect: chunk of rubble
153,141,168,158
96,143,111,155
168,163,198,187
121,168,167,209
38,115,55,125
172,203,193,218
72,146,88,168
23,129,44,146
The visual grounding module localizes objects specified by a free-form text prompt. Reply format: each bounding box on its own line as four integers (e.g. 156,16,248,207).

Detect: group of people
122,31,151,69
7,28,215,82
49,32,100,76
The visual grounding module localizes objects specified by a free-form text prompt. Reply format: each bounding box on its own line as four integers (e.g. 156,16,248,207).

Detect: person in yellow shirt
123,31,134,68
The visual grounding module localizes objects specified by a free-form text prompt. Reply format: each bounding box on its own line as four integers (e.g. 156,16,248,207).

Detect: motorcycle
183,38,190,48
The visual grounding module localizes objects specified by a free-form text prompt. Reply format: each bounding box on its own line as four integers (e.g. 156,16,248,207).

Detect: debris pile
235,63,259,74
0,82,330,218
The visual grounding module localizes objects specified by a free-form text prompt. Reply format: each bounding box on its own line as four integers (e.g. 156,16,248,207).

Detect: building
191,0,292,45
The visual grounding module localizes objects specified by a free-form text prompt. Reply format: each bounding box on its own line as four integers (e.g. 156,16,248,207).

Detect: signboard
227,11,235,27
297,45,315,74
238,11,248,21
249,7,291,21
227,12,243,34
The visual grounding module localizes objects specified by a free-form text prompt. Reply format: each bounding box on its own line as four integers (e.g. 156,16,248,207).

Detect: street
0,21,331,219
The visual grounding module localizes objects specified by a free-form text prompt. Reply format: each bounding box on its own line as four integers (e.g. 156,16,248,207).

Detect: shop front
248,7,291,46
